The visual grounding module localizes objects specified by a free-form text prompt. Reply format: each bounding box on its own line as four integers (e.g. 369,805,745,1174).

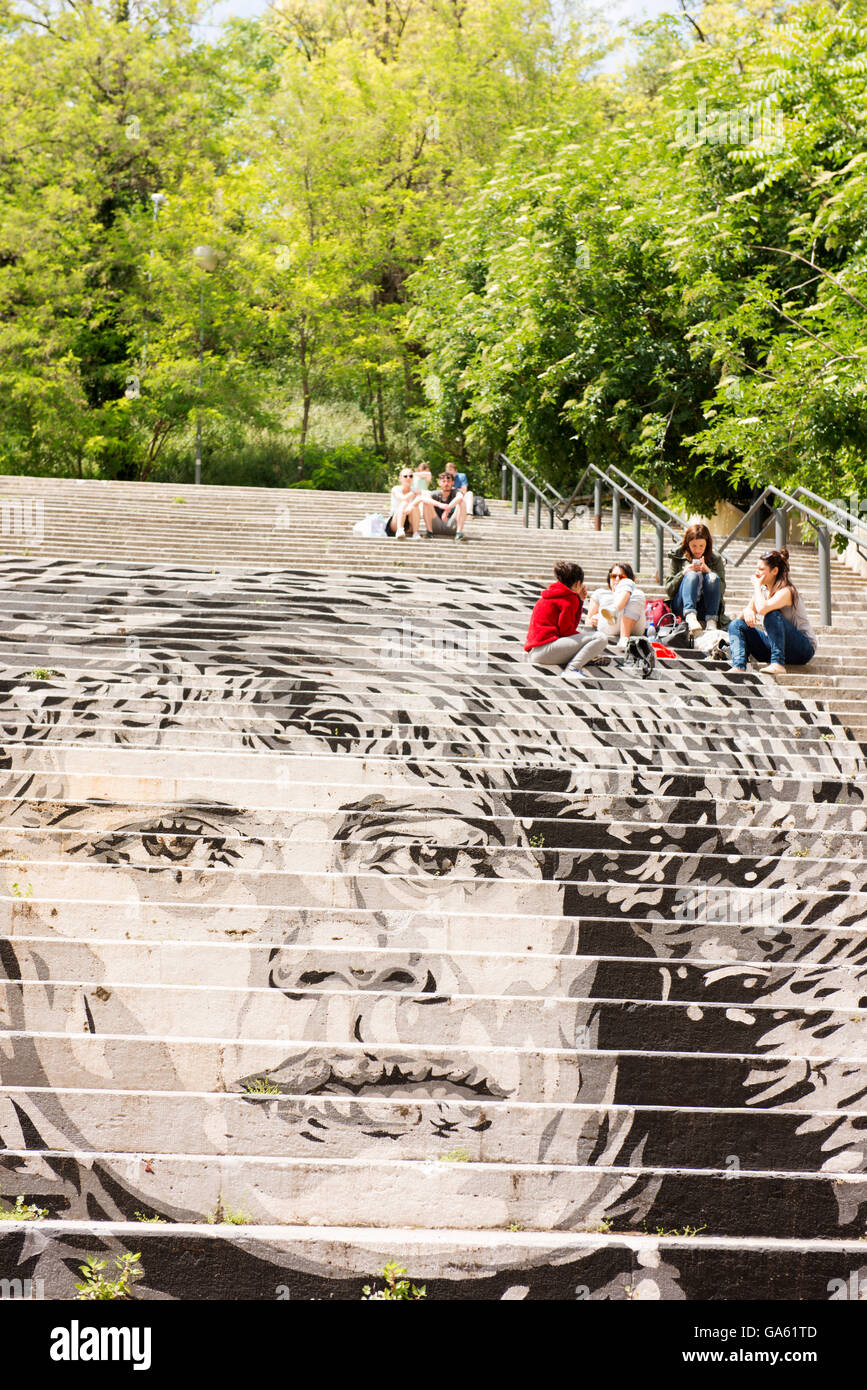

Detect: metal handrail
498,452,566,530
717,484,867,626
605,463,688,533
499,451,684,581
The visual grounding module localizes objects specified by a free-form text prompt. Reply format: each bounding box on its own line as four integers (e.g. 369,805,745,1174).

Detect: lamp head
193,244,220,272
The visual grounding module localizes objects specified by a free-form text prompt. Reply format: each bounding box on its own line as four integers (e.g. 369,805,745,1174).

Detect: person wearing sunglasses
385,469,423,539
586,561,647,647
728,547,817,676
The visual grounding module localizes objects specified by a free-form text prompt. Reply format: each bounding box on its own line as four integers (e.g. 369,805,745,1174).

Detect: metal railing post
593,477,602,531
612,492,620,551
534,492,541,528
522,483,529,527
632,506,641,574
512,470,518,514
774,508,787,551
501,462,508,501
817,525,832,626
655,523,664,585
548,505,555,530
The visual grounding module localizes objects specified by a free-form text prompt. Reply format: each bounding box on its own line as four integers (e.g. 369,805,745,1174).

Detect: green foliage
133,1211,166,1223
75,1253,144,1300
241,1076,282,1095
207,1197,252,1224
5,0,866,505
361,1262,427,1301
409,0,867,507
0,1195,48,1221
28,669,55,681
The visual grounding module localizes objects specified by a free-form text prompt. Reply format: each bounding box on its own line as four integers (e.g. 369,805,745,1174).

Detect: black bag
623,635,657,679
473,495,490,517
658,618,693,649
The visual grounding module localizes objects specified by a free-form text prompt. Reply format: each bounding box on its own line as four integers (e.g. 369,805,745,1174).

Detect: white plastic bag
353,513,387,538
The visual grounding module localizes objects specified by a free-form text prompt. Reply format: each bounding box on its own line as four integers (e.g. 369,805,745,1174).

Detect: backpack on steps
621,634,657,679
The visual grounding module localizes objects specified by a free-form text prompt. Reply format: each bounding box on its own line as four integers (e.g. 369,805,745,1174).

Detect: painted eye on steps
65,817,247,870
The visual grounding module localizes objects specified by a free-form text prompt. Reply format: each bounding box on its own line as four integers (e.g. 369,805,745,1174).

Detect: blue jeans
728,610,815,669
671,569,721,621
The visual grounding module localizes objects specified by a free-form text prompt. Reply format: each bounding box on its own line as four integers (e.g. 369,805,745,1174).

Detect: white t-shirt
591,579,645,622
389,485,416,516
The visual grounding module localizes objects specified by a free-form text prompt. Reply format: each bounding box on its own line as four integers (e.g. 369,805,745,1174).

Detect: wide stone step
9,936,866,995
6,1034,865,1105
2,1148,863,1236
1,1222,865,1299
4,980,863,1050
3,864,866,928
3,828,861,884
2,838,865,894
2,800,863,852
6,1086,863,1174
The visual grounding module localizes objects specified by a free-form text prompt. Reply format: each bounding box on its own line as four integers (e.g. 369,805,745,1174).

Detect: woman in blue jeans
728,548,817,676
664,523,727,634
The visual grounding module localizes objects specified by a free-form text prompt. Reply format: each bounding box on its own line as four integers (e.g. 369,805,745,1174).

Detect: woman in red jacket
524,561,608,681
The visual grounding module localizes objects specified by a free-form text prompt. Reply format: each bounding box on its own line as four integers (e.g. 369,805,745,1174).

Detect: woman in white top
586,561,647,647
728,548,817,675
385,470,423,539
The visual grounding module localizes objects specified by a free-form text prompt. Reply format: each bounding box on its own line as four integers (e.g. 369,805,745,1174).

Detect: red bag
651,642,678,660
645,598,673,630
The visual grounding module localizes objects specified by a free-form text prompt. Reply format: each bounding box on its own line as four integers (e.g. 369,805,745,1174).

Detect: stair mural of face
1,560,866,1299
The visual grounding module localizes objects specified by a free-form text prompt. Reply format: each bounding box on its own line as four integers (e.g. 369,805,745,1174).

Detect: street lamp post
192,243,219,486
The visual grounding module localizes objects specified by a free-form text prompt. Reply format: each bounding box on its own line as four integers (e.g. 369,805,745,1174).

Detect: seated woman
665,523,727,634
586,562,647,647
385,469,422,539
728,548,817,676
524,561,608,682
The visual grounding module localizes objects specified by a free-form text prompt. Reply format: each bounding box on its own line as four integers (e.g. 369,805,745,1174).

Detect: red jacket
524,581,584,650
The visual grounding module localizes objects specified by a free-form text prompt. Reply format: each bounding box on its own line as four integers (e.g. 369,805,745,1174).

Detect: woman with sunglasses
665,522,727,634
728,548,817,676
385,469,423,539
586,561,647,646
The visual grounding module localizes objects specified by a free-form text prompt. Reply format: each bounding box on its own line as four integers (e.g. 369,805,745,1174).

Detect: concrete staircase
0,475,865,1300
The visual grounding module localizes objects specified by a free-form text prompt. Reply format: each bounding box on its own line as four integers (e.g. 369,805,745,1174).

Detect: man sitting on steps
425,470,468,540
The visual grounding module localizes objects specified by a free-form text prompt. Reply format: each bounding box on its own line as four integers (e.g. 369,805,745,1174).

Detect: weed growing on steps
438,1148,471,1163
75,1253,143,1300
529,834,546,847
242,1077,282,1096
134,1211,166,1223
361,1263,426,1300
0,1195,48,1220
207,1197,252,1225
643,1221,707,1237
10,882,33,898
508,1222,524,1232
28,668,55,680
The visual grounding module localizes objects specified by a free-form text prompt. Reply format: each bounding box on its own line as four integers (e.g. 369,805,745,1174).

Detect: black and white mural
0,558,866,1299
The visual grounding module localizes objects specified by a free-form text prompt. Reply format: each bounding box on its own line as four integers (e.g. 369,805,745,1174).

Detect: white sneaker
705,618,718,631
411,532,422,540
685,611,702,633
765,663,786,675
561,668,585,681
